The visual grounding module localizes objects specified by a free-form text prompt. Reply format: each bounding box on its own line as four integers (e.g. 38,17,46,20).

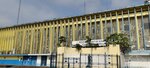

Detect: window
96,22,100,39
143,16,150,49
82,24,86,39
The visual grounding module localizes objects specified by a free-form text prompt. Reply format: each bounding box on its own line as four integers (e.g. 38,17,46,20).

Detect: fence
50,53,121,68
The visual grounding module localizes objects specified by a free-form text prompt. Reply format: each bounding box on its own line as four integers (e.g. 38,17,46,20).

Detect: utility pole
17,0,22,25
84,0,86,14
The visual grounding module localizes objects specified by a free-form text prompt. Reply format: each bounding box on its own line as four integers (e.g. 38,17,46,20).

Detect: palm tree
105,33,131,54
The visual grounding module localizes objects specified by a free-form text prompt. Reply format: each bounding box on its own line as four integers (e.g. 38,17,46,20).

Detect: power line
17,0,22,25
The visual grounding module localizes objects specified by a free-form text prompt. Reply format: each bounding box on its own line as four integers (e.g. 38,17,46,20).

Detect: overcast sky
0,0,144,27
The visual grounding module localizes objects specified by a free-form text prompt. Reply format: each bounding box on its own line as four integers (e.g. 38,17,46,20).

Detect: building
0,4,150,67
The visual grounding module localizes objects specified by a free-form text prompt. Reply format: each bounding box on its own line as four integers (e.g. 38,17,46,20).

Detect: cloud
111,0,144,9
19,2,59,24
85,0,102,13
52,0,83,6
0,17,12,27
0,0,18,27
0,0,144,27
0,0,60,27
111,0,131,8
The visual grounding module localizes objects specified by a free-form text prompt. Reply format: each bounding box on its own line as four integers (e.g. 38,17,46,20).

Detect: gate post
104,53,107,68
67,58,70,68
116,55,119,68
119,55,121,68
79,53,81,68
56,53,57,68
73,58,75,68
62,53,64,68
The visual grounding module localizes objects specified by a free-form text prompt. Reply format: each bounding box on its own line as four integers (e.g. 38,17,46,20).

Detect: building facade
0,4,150,67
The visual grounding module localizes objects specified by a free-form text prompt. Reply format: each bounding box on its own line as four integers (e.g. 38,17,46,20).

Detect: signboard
72,39,106,47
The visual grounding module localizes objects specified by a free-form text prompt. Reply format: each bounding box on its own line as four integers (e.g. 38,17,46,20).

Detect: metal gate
63,57,80,68
50,53,57,68
50,54,120,68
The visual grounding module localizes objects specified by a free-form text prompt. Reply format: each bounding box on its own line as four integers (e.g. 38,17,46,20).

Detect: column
116,11,120,33
21,26,25,54
72,18,76,41
99,14,103,39
94,15,97,39
134,8,140,49
121,11,125,33
39,24,43,54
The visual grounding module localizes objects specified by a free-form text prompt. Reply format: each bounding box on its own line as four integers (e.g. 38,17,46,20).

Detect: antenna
17,0,22,25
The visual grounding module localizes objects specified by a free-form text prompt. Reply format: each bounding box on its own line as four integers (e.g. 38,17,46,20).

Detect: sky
0,0,144,27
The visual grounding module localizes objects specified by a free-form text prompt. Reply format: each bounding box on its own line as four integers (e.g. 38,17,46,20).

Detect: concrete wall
57,45,120,55
125,55,150,68
57,45,120,68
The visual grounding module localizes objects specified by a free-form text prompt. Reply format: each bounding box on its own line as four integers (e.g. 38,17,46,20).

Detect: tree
58,36,66,47
85,36,92,47
105,33,131,54
75,36,99,51
75,44,83,51
85,36,99,48
75,36,92,51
